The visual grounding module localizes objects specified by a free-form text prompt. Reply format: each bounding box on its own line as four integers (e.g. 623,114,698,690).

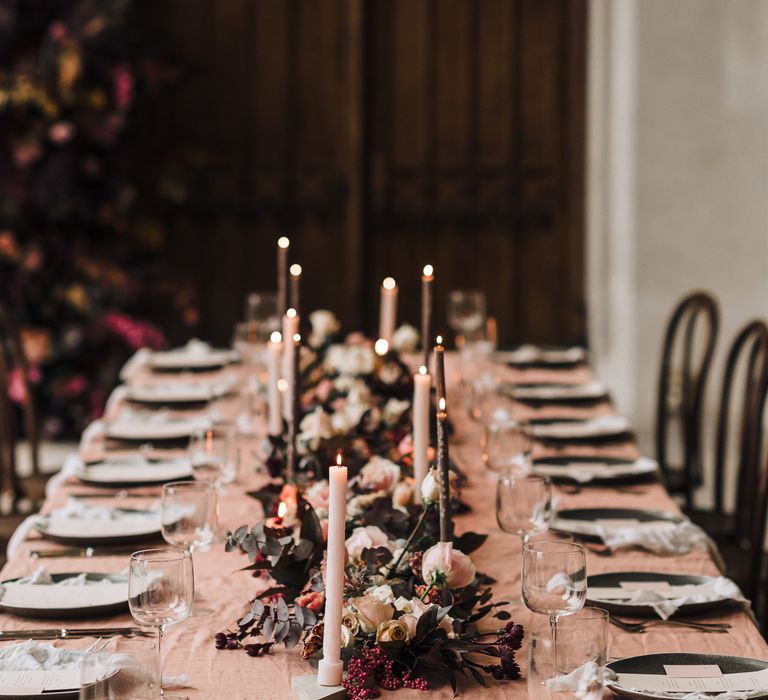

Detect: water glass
129,548,193,697
528,608,609,699
161,481,218,552
496,474,552,540
243,291,279,331
447,289,487,339
483,420,532,473
80,637,160,699
188,427,237,485
466,374,510,425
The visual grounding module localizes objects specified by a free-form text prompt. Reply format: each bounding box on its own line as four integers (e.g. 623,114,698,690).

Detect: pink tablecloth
1,354,766,699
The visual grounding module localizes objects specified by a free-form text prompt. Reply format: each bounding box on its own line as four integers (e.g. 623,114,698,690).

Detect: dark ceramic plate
0,572,128,619
553,508,684,541
607,653,768,699
533,455,658,485
586,571,736,618
35,508,162,546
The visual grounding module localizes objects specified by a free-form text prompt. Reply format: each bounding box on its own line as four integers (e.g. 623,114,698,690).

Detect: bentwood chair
655,291,719,510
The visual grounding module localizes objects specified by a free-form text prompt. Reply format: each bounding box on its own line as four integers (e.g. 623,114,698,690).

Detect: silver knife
30,547,138,559
0,627,151,641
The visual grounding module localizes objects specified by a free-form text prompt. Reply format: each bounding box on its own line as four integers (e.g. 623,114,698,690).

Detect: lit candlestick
285,332,301,484
267,331,283,437
413,365,431,503
318,453,348,687
374,338,389,357
421,264,434,369
290,263,302,316
282,308,300,421
277,236,290,315
436,395,451,542
434,335,446,403
378,277,398,343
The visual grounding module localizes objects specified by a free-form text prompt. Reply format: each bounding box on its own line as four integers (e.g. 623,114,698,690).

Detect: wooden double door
141,0,586,346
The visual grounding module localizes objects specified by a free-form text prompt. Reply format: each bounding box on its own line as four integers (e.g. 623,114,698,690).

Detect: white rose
366,584,395,605
325,345,375,376
330,409,356,435
298,407,332,451
345,525,392,561
391,324,419,352
394,596,413,613
340,624,356,648
309,310,340,347
348,491,387,517
347,380,372,405
398,597,456,639
305,480,330,514
421,468,440,502
391,481,413,510
421,542,476,589
359,456,401,494
333,374,355,392
383,398,409,425
378,363,402,385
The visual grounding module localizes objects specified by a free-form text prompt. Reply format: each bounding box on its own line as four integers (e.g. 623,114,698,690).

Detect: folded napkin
546,660,603,694
590,576,747,619
45,452,81,498
535,457,658,483
512,380,608,400
0,567,128,608
507,345,586,364
531,415,630,439
599,520,713,557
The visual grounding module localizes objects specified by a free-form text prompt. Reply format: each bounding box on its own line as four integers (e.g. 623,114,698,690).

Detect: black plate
35,508,162,546
554,508,683,541
533,455,657,486
587,571,736,618
511,383,609,405
607,653,768,699
535,455,635,466
0,572,128,619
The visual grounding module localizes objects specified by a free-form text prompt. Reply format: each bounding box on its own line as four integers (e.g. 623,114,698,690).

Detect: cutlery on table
609,617,731,634
0,627,151,641
30,547,138,559
71,491,160,500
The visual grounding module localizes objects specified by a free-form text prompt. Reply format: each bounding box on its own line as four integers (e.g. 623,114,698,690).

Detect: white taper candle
413,365,431,503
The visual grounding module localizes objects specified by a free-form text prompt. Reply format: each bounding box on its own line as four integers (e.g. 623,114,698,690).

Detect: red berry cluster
343,645,428,700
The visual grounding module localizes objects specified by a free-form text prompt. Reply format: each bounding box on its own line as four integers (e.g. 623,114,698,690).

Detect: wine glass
522,541,587,675
243,291,279,334
528,608,609,699
496,473,552,603
483,420,533,473
188,428,230,486
447,289,486,341
129,548,193,697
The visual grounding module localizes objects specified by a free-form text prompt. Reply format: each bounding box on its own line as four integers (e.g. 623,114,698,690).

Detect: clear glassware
188,428,229,486
528,608,609,699
447,289,487,340
496,473,552,604
483,419,533,473
161,481,217,552
129,548,193,698
466,374,510,425
243,291,279,332
80,637,160,699
522,541,587,675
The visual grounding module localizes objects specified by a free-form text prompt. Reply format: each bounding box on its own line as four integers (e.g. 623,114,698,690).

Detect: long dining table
1,350,766,699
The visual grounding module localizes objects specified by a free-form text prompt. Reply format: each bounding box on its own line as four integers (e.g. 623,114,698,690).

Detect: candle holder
291,674,345,700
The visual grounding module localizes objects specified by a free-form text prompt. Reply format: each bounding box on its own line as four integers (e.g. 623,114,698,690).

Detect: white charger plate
36,508,161,546
74,457,191,486
105,416,210,441
149,349,232,371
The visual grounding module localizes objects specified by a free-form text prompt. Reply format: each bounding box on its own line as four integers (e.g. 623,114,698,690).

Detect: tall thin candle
267,331,283,437
282,308,300,421
290,263,302,316
413,365,431,503
436,395,452,542
378,277,398,343
277,236,290,315
421,265,434,369
434,336,446,403
318,453,348,687
285,332,301,484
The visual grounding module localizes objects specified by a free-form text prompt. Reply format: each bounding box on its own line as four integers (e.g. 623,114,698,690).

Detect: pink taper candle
378,277,398,343
318,453,348,686
267,331,283,437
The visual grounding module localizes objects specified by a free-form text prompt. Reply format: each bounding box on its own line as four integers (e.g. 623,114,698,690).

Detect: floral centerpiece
217,313,523,696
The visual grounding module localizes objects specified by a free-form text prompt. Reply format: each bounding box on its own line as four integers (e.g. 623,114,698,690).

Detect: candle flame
270,331,282,343
382,276,396,291
286,307,297,319
277,378,288,392
438,397,446,411
293,333,301,343
436,335,443,346
419,365,427,375
374,338,389,356
277,501,288,519
423,264,434,277
336,452,343,466
278,236,290,249
290,263,302,276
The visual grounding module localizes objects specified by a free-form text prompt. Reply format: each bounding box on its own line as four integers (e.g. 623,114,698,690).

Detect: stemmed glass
129,548,194,697
188,428,232,486
483,420,533,474
447,289,487,341
522,541,587,675
496,474,552,603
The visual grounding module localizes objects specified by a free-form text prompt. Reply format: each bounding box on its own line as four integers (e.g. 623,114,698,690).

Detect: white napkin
599,520,712,556
531,415,630,439
0,567,128,609
44,452,81,498
119,348,152,382
590,577,747,619
513,380,608,400
534,457,658,483
506,345,586,364
546,660,603,695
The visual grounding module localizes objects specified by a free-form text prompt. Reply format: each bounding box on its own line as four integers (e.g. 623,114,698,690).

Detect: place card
615,666,768,692
665,665,722,677
0,669,81,693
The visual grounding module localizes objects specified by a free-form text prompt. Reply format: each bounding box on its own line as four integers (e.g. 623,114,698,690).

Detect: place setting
532,454,659,486
505,379,611,406
497,344,588,369
528,414,633,442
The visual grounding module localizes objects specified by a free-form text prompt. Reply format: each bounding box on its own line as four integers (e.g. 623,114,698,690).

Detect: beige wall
589,0,768,505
